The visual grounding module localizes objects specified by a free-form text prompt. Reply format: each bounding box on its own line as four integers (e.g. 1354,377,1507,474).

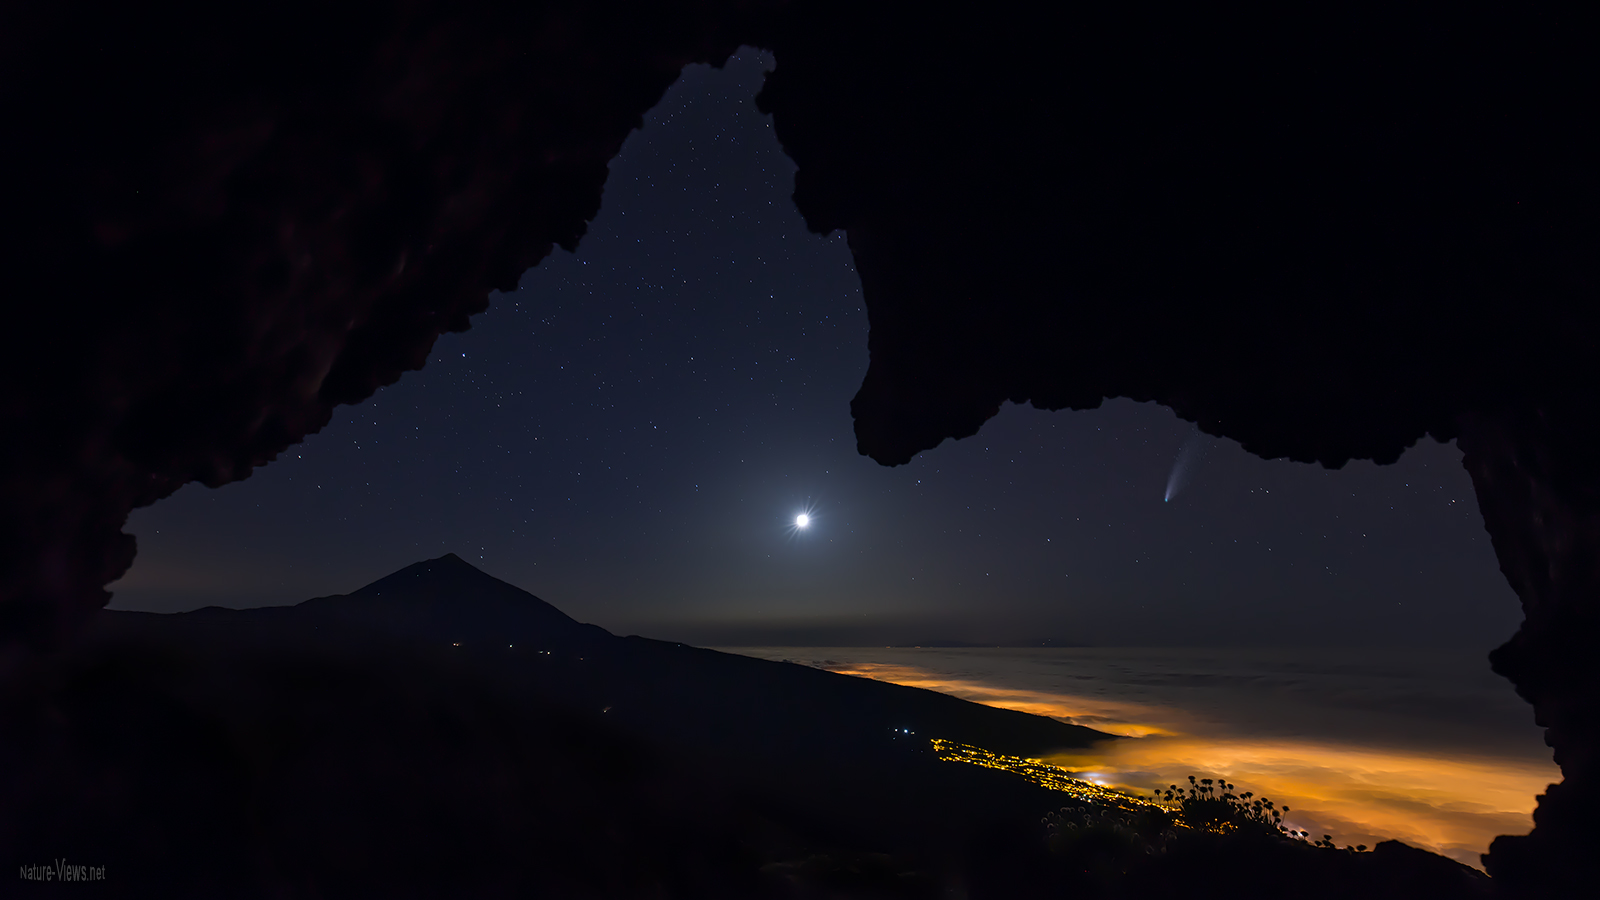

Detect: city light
929,739,1158,812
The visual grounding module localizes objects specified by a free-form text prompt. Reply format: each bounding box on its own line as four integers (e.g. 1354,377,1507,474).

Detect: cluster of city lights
929,739,1159,812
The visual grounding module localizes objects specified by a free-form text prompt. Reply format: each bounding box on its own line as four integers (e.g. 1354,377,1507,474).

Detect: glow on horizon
823,660,1556,869
826,662,1179,737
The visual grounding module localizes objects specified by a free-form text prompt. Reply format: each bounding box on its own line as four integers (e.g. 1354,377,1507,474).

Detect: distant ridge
130,554,1111,759
174,553,609,648
294,552,610,646
54,582,1490,895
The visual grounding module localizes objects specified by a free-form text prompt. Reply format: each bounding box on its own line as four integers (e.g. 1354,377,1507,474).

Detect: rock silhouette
1,555,1489,897
2,1,1595,893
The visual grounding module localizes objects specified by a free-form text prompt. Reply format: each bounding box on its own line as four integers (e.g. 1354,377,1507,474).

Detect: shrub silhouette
1152,774,1293,838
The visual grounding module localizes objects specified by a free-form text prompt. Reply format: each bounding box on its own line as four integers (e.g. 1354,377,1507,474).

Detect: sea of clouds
723,645,1556,867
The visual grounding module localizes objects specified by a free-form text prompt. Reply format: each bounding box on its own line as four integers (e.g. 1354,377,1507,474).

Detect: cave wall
1458,409,1600,894
754,3,1596,890
0,0,779,646
757,0,1594,468
2,0,1596,892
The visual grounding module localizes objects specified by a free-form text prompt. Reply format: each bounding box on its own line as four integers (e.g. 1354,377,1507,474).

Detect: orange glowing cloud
1045,737,1554,867
826,662,1186,737
824,660,1558,868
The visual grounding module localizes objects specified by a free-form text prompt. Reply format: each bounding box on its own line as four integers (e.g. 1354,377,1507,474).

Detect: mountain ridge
12,554,1488,897
104,553,1110,759
292,552,610,646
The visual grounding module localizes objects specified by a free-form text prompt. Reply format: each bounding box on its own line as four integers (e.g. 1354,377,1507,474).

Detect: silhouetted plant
1040,770,1383,885
1148,774,1293,838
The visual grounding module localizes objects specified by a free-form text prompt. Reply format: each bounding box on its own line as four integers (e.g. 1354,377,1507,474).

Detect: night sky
109,50,1520,650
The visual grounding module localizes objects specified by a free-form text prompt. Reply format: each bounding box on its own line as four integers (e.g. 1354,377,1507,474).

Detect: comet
1164,426,1208,502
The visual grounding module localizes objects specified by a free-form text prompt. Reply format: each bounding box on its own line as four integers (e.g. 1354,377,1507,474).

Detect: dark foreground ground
1,555,1490,897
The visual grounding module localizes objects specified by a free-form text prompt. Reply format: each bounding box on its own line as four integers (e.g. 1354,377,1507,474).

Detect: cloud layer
735,647,1557,867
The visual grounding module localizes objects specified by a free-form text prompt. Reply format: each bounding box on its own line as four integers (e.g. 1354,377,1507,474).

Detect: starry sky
108,50,1521,650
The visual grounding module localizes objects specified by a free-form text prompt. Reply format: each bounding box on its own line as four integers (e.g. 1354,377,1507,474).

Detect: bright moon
795,514,810,528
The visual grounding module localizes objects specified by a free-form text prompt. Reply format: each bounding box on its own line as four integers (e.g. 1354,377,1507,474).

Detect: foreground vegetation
927,740,1490,900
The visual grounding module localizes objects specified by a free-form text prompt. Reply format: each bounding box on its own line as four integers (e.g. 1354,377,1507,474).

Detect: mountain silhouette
0,556,1490,898
163,553,1104,759
292,552,612,647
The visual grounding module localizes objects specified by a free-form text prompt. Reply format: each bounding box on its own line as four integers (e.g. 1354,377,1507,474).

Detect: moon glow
795,514,811,528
